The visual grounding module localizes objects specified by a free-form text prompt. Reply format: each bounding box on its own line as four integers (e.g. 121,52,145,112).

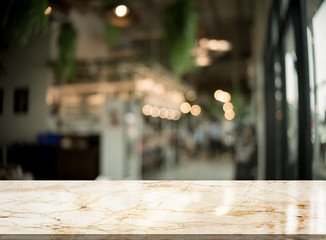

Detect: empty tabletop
0,181,326,239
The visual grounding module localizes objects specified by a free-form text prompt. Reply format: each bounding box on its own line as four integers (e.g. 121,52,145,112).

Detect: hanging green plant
1,0,49,45
57,22,77,83
103,0,121,46
164,0,198,77
105,24,121,46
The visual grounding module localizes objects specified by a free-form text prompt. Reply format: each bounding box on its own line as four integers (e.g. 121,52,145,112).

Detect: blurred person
208,119,222,158
235,125,257,179
194,123,205,156
185,126,196,158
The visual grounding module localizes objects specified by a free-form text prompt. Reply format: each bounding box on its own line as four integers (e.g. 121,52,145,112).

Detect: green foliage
1,0,49,45
230,88,241,114
57,23,77,83
105,24,121,46
164,0,198,77
231,88,252,121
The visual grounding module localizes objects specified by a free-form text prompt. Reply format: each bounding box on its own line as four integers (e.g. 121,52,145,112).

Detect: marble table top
0,181,325,239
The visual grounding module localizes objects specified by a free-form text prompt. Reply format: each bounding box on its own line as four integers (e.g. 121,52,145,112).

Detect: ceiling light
223,102,233,112
214,90,223,100
218,40,232,51
225,110,235,120
199,38,209,48
196,55,211,66
142,105,152,116
173,111,181,120
190,105,201,116
214,90,231,103
199,38,232,52
167,110,175,120
208,39,220,50
159,108,168,119
107,4,137,27
151,107,160,117
44,6,52,15
114,5,129,17
180,102,191,114
186,90,197,101
193,47,208,56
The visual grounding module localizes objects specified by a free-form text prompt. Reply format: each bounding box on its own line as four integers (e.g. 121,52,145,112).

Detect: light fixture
195,55,211,67
159,108,169,119
180,102,191,114
190,105,201,116
214,90,231,103
44,6,52,15
106,4,138,27
173,111,181,120
217,40,232,51
142,105,152,116
186,90,197,101
114,5,129,17
198,38,232,52
151,107,160,117
208,39,220,50
223,102,233,112
225,110,235,120
199,38,209,48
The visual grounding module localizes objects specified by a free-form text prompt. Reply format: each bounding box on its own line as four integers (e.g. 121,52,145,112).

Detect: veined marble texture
0,181,326,239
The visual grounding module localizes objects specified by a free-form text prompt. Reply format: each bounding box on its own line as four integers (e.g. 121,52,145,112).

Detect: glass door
284,20,299,178
307,0,326,179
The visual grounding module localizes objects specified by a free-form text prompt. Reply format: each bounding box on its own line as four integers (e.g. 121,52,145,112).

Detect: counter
0,181,325,239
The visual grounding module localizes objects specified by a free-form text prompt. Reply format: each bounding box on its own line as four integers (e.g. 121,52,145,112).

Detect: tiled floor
144,152,235,180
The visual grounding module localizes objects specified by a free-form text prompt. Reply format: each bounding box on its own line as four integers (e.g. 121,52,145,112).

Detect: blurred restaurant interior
0,0,325,180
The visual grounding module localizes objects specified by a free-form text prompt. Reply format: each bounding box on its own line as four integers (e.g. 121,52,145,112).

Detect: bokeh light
114,5,129,17
173,111,181,120
142,105,152,116
223,102,233,112
214,90,231,103
151,106,160,117
180,102,191,114
186,90,197,101
195,55,211,66
159,108,168,119
225,110,235,120
190,104,201,116
44,6,52,15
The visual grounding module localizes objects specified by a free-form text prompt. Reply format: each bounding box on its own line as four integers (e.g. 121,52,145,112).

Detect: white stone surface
0,181,325,238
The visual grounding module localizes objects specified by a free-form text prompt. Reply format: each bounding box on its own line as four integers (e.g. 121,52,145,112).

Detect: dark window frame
13,87,29,114
264,0,312,179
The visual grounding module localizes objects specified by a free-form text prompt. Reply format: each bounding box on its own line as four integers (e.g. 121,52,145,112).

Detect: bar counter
0,181,325,239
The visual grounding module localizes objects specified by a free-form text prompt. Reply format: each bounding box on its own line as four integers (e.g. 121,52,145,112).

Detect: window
13,88,29,114
0,89,3,114
284,20,299,177
307,0,326,179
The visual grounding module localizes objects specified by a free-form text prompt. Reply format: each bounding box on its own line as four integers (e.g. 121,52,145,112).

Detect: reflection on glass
284,22,299,176
311,0,326,179
274,58,283,178
306,1,326,179
307,27,316,145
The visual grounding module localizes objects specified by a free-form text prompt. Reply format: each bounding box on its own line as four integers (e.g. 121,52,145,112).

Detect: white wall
71,9,110,61
49,9,110,61
0,33,52,145
0,8,110,146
